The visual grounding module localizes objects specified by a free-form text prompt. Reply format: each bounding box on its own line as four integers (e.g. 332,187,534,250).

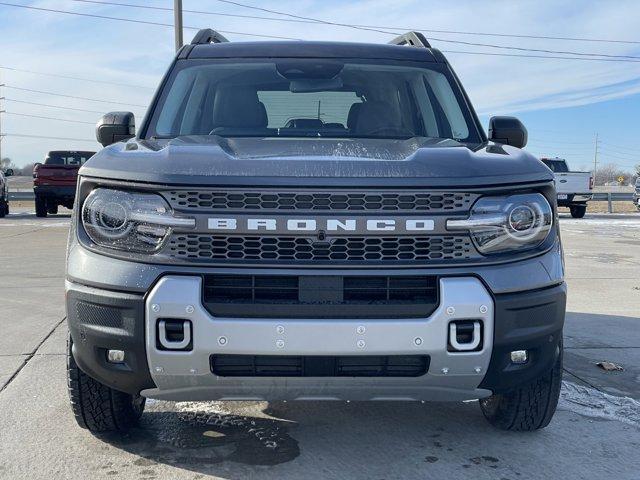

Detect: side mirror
488,116,528,149
4,169,13,177
96,111,135,147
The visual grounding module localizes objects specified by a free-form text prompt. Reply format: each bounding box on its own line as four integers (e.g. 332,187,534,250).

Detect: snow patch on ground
560,381,640,427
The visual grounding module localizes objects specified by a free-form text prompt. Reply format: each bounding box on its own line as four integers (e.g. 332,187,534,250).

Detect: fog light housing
107,349,126,364
510,350,528,364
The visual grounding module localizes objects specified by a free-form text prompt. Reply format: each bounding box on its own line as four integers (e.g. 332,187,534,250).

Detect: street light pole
0,71,4,165
174,0,183,52
592,132,599,187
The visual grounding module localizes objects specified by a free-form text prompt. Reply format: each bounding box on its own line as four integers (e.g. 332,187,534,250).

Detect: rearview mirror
96,112,135,147
4,169,13,177
488,116,528,149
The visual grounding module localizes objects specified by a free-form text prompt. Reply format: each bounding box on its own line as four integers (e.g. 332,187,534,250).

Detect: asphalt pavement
0,207,639,480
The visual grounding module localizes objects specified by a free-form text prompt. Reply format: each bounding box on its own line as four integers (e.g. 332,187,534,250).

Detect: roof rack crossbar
191,28,230,45
388,31,431,48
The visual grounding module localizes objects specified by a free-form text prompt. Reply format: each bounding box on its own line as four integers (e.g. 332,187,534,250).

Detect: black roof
187,41,440,62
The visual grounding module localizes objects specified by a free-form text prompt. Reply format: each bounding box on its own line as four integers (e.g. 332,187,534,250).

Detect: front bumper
66,276,565,402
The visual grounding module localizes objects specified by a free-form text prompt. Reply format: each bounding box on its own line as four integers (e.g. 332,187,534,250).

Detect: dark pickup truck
33,151,95,217
0,168,13,218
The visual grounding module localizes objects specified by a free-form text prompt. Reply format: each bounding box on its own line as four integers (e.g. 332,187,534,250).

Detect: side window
257,91,361,128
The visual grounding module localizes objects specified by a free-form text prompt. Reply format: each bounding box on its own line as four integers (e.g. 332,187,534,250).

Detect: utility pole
0,70,4,166
592,133,599,187
174,0,183,52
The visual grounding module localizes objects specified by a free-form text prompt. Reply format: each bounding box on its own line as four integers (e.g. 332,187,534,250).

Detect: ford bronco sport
66,30,565,433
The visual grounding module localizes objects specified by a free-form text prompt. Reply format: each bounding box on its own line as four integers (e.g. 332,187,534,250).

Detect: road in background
0,207,638,479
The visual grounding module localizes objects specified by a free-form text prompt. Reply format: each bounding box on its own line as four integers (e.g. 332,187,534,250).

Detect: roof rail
191,28,230,45
388,31,431,48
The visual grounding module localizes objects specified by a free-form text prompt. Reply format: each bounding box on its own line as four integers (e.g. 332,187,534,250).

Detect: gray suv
66,30,565,433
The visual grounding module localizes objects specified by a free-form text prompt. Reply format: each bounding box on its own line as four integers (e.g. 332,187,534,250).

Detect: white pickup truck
541,158,593,218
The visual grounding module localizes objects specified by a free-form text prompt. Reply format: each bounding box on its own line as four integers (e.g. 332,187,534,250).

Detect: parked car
634,177,640,211
540,157,593,218
66,30,565,433
0,168,13,218
33,151,95,217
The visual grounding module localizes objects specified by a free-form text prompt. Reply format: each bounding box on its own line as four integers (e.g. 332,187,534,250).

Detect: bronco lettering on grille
208,217,435,234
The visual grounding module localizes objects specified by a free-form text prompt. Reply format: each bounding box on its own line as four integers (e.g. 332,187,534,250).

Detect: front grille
202,274,439,318
166,190,476,212
210,355,430,377
167,235,474,263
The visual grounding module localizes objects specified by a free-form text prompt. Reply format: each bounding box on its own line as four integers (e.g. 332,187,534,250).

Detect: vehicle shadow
5,211,72,220
98,399,527,479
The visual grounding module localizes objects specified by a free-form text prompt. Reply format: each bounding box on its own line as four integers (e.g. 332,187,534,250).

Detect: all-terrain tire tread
66,335,143,432
480,343,562,431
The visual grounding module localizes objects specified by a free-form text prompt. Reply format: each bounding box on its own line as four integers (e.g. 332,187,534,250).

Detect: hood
80,136,553,188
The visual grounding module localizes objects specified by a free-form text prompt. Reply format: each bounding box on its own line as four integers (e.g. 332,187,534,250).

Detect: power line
429,38,640,61
599,149,637,160
599,141,639,155
194,1,640,61
3,98,113,114
1,133,97,143
0,2,302,40
0,66,153,89
209,0,640,46
70,0,640,57
5,1,640,63
4,112,96,125
4,85,146,107
441,49,640,63
212,0,394,36
528,138,593,146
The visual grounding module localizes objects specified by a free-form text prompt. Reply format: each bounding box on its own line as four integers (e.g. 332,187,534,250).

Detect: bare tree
593,163,633,186
19,163,36,176
1,157,14,169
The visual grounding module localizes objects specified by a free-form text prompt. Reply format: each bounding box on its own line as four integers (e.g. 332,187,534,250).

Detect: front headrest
347,102,363,130
213,87,268,128
354,101,402,134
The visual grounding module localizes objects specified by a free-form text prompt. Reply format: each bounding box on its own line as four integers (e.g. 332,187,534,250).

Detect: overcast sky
1,0,640,170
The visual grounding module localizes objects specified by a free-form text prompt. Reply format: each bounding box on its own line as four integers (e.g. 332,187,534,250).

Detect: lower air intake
210,355,430,377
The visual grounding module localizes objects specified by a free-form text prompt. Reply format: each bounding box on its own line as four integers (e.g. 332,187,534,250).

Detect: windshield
145,59,481,143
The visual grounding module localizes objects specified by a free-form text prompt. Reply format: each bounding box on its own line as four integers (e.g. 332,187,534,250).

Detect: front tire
569,205,586,218
67,334,145,432
35,195,47,218
479,341,562,431
0,198,7,218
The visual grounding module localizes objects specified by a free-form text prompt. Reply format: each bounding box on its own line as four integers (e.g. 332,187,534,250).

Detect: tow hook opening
157,319,193,351
448,320,483,352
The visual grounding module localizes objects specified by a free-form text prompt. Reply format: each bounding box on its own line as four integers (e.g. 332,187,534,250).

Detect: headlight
447,193,553,254
82,188,194,253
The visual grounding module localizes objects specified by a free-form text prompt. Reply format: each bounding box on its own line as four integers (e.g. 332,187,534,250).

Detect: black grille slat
167,190,476,212
211,355,430,377
168,235,474,263
202,274,439,319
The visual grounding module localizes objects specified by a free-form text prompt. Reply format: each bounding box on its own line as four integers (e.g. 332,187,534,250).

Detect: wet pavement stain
101,402,300,471
424,456,439,463
469,456,500,467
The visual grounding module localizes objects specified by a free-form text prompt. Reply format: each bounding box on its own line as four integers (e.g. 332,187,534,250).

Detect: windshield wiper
150,135,177,140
